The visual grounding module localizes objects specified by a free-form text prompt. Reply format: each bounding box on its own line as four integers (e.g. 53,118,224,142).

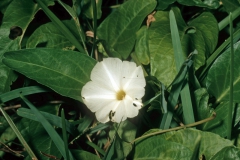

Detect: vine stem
131,112,216,144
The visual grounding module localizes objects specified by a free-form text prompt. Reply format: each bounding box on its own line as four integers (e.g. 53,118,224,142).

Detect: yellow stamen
116,90,126,100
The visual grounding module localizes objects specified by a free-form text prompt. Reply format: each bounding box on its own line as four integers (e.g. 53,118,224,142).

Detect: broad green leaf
81,0,102,19
206,41,240,103
149,7,218,86
203,102,228,137
177,0,220,9
221,0,240,12
202,102,240,137
134,129,235,160
0,0,12,13
71,150,101,160
135,26,150,65
157,0,220,10
210,146,240,160
109,120,137,159
193,88,212,129
2,48,96,102
97,0,157,59
26,20,85,50
0,0,54,94
134,135,193,159
156,0,175,10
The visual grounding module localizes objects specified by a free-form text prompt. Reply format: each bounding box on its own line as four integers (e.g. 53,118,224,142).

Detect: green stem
218,7,240,31
227,13,234,140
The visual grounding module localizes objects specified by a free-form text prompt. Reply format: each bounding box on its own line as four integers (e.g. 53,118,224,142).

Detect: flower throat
116,90,126,100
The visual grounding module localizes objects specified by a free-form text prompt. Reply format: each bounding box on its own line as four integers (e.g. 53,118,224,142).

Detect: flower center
116,90,126,100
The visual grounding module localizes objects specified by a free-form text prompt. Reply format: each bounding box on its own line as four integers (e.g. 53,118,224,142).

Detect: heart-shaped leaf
206,41,240,103
149,7,218,86
26,20,85,50
97,0,157,59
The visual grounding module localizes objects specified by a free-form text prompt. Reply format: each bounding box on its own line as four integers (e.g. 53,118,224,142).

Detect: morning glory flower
81,58,146,123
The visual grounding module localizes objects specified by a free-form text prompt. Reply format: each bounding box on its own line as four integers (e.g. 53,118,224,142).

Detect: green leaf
27,20,85,50
221,0,240,12
193,88,212,129
71,150,101,160
20,118,62,160
206,41,240,103
3,48,96,102
97,0,156,59
149,7,218,86
134,129,236,160
177,0,220,9
109,120,136,159
17,108,77,135
203,102,237,137
156,0,175,10
210,146,240,160
0,0,12,13
81,0,102,19
0,86,49,103
0,0,54,94
21,96,75,160
0,127,17,157
135,26,150,65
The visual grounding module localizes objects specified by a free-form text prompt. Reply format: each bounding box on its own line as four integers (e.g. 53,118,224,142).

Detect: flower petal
124,95,140,118
125,87,145,100
91,58,123,92
81,81,115,112
121,62,146,90
113,101,127,123
95,100,120,123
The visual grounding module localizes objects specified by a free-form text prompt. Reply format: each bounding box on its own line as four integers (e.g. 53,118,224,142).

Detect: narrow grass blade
61,109,70,160
57,0,88,54
160,58,193,129
20,95,74,160
17,108,77,135
169,9,195,125
0,86,49,103
0,105,37,159
218,7,240,31
199,28,240,81
161,83,167,114
35,0,85,53
88,123,110,134
77,115,92,134
91,0,97,57
85,141,105,156
227,13,234,139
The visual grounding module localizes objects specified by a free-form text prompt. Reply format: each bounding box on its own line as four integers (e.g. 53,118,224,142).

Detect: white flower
81,58,146,123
